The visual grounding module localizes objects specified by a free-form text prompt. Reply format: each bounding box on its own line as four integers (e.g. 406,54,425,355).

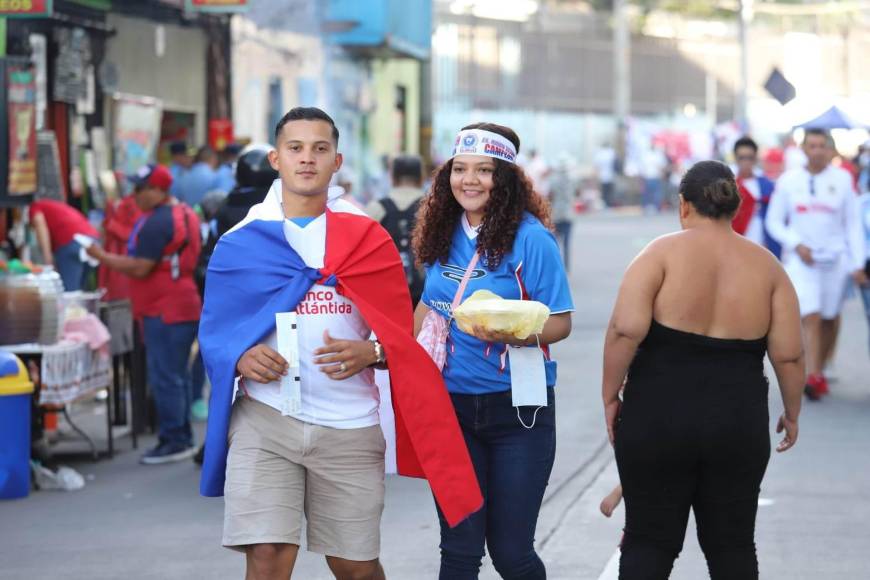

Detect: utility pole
737,0,753,131
613,0,630,169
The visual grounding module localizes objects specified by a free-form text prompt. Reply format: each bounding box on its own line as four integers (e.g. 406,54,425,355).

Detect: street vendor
28,199,99,291
86,164,202,465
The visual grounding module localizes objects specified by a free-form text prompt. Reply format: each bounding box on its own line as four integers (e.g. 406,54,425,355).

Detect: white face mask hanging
509,336,548,429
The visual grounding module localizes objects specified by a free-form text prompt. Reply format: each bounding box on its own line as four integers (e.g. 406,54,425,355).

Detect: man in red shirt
87,164,202,464
28,199,99,291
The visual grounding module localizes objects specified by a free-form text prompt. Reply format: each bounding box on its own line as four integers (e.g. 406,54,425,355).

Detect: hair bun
702,178,740,217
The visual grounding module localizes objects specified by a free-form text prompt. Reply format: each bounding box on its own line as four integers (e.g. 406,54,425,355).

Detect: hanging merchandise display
52,28,92,106
28,34,47,131
35,131,63,201
6,61,38,197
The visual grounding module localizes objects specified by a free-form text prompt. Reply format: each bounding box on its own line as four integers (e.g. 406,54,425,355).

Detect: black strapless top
641,319,767,355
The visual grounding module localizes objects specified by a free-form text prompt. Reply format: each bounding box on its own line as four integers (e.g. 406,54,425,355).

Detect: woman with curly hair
413,122,574,579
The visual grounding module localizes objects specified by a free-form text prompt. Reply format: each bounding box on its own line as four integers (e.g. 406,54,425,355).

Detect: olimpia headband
450,129,517,164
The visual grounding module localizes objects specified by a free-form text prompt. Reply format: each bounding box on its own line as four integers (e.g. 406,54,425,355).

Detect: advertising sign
208,118,234,152
0,0,52,17
7,63,37,196
113,95,162,178
184,0,247,13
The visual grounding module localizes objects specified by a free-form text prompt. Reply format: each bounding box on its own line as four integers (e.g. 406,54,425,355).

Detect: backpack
379,197,424,305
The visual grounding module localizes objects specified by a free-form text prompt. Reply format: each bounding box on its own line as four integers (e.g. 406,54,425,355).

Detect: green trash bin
0,351,35,500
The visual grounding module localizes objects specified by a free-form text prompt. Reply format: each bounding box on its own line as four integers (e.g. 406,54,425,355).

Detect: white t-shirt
766,165,865,271
594,147,616,184
243,195,380,429
640,149,667,180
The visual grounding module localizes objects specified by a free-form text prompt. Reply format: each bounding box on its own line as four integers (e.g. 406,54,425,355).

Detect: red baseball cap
129,164,173,191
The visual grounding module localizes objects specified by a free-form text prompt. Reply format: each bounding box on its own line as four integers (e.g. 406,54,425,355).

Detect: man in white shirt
223,108,388,580
526,149,551,198
766,128,867,400
594,142,617,207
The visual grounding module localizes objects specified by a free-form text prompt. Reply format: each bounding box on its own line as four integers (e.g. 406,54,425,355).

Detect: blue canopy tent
795,106,867,130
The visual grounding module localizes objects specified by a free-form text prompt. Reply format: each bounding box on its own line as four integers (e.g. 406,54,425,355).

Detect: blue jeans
642,178,663,212
861,284,870,355
191,350,205,402
438,388,556,580
142,316,197,447
54,241,86,291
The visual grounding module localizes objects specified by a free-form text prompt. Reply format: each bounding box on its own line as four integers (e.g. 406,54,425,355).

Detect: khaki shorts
222,397,386,561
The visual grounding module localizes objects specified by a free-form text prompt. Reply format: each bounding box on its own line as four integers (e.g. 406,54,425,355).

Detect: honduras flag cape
198,186,482,527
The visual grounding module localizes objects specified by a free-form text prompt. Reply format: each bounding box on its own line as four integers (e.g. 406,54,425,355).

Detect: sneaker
140,442,197,465
191,399,209,422
193,444,205,466
804,374,824,401
815,374,830,396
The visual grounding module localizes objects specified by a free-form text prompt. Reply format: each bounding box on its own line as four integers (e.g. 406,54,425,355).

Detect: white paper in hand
275,312,302,416
509,346,547,408
73,233,95,248
73,234,99,266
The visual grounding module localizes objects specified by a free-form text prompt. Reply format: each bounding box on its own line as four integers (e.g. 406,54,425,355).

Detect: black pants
615,339,770,579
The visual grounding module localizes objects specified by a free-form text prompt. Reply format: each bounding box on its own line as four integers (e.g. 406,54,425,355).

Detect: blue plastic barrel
0,351,34,500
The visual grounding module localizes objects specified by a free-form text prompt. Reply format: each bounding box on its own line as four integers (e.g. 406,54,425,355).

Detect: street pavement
2,211,869,579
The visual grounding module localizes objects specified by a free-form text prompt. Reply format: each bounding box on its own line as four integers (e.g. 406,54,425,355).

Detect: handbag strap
451,251,480,311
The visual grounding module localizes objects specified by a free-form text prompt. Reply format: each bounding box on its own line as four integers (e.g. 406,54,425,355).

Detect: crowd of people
27,104,870,579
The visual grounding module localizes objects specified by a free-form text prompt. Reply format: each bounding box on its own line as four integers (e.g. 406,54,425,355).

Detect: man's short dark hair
274,107,339,146
391,155,423,184
195,146,217,163
804,128,830,144
733,136,758,155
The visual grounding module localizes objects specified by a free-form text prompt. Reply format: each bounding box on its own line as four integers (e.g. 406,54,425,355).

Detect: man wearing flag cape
199,107,482,579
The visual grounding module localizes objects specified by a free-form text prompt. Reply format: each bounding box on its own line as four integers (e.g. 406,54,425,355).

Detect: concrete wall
231,16,325,144
104,14,208,142
369,58,421,156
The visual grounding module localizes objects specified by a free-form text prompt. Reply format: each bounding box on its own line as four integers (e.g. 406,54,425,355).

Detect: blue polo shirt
421,213,574,394
171,162,218,207
214,163,236,193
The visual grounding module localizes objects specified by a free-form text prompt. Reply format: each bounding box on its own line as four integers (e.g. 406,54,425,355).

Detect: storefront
104,10,209,164
0,0,233,475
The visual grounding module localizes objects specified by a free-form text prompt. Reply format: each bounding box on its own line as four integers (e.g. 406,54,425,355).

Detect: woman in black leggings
602,161,806,579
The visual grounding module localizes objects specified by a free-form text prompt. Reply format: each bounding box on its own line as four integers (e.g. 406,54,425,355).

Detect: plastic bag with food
453,290,550,340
